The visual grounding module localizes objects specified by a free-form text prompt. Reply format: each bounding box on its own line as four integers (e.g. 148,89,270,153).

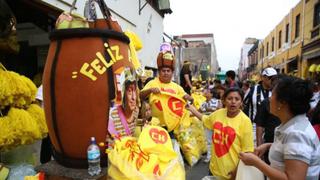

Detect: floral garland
0,65,47,152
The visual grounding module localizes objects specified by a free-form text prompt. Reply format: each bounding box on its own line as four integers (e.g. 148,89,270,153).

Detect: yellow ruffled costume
0,65,48,152
0,69,37,109
191,91,206,110
107,126,185,180
124,30,143,71
174,117,207,166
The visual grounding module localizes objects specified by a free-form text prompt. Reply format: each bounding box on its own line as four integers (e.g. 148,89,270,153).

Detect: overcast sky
163,0,300,71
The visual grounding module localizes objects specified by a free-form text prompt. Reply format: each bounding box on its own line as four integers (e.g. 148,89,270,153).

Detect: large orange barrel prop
43,25,132,168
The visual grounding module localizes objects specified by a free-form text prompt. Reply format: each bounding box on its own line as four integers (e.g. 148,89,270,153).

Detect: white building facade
239,38,258,80
21,0,171,69
174,34,219,78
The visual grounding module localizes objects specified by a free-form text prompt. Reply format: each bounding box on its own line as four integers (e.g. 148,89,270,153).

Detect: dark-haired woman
240,76,320,180
187,88,254,180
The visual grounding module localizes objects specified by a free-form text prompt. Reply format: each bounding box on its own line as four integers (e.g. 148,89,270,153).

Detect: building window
272,37,274,52
285,24,289,43
295,14,300,38
278,30,282,49
314,3,320,27
266,42,269,56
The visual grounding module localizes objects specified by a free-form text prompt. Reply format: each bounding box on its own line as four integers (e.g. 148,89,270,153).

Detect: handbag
236,160,264,180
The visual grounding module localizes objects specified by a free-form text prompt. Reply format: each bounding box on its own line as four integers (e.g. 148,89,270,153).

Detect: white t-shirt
269,114,320,179
310,92,320,109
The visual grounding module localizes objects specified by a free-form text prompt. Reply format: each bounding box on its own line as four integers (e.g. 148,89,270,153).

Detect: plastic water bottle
87,137,101,176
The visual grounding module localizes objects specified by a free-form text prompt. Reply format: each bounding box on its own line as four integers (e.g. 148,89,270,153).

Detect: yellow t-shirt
141,78,187,128
142,77,186,98
202,108,254,179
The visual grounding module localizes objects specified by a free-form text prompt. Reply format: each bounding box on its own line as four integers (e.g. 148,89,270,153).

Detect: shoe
201,176,216,180
204,157,210,163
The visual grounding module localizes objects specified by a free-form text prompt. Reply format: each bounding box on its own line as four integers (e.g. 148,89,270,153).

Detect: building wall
239,41,255,80
256,1,303,77
40,0,165,69
247,42,259,79
178,34,219,75
301,0,320,79
257,41,264,70
304,0,318,45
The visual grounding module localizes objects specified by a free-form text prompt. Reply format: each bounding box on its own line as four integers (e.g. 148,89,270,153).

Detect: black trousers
40,136,52,164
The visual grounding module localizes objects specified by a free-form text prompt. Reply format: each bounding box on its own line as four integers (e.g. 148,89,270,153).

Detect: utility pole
163,32,183,83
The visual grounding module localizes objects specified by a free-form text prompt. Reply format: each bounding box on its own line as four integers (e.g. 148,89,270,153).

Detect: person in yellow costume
140,51,193,132
186,88,254,180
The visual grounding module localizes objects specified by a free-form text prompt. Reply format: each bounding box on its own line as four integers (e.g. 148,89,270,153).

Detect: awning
274,56,298,69
302,49,320,60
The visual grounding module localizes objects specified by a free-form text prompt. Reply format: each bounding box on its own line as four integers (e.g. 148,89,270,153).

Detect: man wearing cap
254,74,282,165
140,51,193,125
244,67,277,146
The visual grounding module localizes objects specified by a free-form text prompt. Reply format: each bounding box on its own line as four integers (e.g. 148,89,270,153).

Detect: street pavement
186,157,210,180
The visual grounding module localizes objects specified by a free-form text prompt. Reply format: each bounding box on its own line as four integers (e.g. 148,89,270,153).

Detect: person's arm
184,74,192,88
186,104,203,120
140,87,160,100
256,126,264,147
254,143,272,157
183,93,194,103
240,117,255,153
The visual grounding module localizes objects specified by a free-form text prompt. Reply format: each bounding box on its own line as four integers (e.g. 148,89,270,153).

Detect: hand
228,170,237,180
254,143,271,158
239,152,260,166
150,88,160,94
183,94,194,103
185,104,197,114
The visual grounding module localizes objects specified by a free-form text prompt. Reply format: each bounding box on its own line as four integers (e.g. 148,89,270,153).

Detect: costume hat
157,51,175,70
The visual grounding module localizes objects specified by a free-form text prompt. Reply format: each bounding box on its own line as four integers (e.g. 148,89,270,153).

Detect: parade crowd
100,49,320,180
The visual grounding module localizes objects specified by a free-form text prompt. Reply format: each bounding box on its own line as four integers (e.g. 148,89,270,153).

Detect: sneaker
203,157,210,163
201,176,216,180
